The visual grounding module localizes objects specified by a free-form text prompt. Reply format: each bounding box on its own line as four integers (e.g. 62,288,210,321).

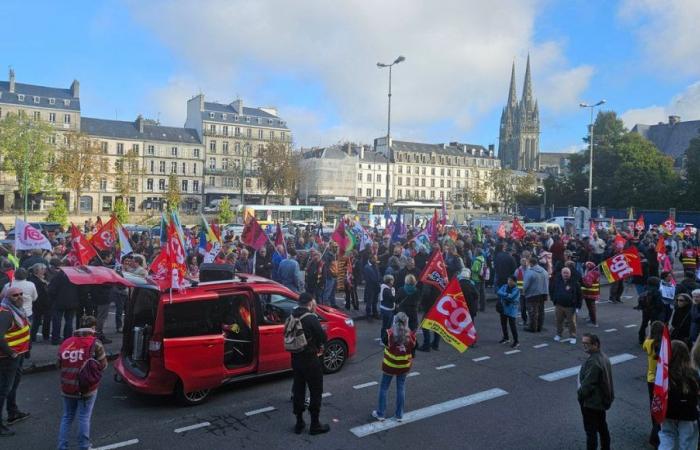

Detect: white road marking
373,338,381,341
539,353,637,382
174,422,211,433
322,392,332,398
625,324,637,328
349,388,509,437
533,343,549,349
244,406,276,416
561,338,574,343
408,371,420,377
353,381,378,390
544,307,555,313
93,440,140,450
504,349,521,355
436,364,456,370
472,356,490,362
605,328,617,333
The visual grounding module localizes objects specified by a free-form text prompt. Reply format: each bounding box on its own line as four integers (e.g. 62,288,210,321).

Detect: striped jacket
382,329,416,376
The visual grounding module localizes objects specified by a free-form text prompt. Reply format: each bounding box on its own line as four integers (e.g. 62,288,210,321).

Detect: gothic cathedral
498,55,540,171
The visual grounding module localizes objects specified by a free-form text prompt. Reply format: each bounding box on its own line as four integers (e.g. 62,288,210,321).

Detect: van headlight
345,318,354,327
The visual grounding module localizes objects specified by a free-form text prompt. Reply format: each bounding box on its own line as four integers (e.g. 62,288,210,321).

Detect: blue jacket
363,262,380,303
277,258,300,293
497,284,520,318
523,264,549,298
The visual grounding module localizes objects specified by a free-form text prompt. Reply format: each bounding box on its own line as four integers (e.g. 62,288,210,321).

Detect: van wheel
113,372,123,383
322,339,347,374
175,381,211,406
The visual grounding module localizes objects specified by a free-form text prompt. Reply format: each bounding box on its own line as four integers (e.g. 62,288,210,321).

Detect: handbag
78,342,103,394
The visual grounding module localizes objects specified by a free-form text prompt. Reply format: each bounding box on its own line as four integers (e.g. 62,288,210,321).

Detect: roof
202,101,288,129
390,139,495,159
632,120,700,158
0,81,80,111
361,151,389,163
81,117,201,144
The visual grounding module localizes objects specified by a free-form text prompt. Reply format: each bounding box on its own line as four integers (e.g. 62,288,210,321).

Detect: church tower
498,55,540,171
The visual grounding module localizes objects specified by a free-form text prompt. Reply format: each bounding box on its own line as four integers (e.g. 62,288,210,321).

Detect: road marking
322,392,332,398
544,307,555,313
561,338,574,343
244,406,276,416
625,324,637,328
174,422,210,433
436,364,456,370
373,338,381,341
598,300,612,304
349,388,509,438
408,371,420,377
93,440,140,450
472,356,490,362
539,353,637,382
504,349,521,355
605,328,617,333
533,343,549,349
354,381,378,390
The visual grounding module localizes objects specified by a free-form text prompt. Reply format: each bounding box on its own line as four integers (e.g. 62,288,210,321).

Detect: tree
258,140,298,204
488,168,517,212
113,197,129,224
114,148,143,203
53,132,102,213
218,196,233,224
683,136,700,209
0,112,53,201
165,173,181,212
514,172,539,205
45,196,68,227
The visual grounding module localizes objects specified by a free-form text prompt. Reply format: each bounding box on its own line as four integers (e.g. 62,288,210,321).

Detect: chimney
232,98,243,114
449,141,458,147
669,115,680,125
70,79,80,98
136,115,144,133
8,68,15,93
359,145,365,160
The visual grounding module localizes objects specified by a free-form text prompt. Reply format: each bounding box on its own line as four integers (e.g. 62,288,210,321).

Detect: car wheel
175,381,211,406
113,372,124,383
322,339,347,374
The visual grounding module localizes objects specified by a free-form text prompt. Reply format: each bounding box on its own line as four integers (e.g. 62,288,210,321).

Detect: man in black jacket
291,293,329,435
551,267,582,344
493,243,517,290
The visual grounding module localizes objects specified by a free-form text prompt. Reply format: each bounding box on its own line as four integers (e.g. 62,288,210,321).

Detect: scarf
1,297,27,326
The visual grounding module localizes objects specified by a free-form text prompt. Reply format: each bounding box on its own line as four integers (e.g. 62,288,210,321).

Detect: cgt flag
421,277,477,352
69,223,98,265
651,325,671,424
419,250,449,291
600,249,642,282
90,217,118,251
511,217,526,240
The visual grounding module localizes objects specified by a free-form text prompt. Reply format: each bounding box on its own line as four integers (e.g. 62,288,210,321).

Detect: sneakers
0,423,15,437
570,338,577,345
553,335,562,342
511,341,520,349
371,411,385,422
395,416,403,422
6,412,30,425
498,338,510,345
590,323,599,328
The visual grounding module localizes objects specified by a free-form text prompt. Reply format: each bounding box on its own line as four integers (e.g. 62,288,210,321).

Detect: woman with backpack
57,315,107,450
372,312,416,422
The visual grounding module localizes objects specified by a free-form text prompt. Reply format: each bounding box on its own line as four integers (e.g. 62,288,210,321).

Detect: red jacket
381,329,416,376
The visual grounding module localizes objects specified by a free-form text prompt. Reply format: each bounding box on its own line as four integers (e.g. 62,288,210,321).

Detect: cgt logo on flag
421,277,477,353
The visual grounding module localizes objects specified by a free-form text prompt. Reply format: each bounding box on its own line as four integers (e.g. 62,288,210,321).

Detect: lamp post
579,100,606,213
377,55,405,216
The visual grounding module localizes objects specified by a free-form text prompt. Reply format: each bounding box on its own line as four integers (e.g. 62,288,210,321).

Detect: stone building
631,115,700,170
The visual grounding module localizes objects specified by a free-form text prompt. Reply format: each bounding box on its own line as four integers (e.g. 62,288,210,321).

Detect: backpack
79,356,103,394
284,312,312,353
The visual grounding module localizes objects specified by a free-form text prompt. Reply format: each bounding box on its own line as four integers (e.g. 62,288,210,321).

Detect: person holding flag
643,321,665,447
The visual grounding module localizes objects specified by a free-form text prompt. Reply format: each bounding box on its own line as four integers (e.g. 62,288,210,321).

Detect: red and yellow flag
421,277,477,353
418,250,449,291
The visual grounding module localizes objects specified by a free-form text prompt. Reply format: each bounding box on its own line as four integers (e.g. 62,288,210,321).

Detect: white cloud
621,81,700,128
128,0,592,146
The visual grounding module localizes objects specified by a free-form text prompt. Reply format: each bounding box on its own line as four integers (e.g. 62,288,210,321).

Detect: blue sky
2,0,699,153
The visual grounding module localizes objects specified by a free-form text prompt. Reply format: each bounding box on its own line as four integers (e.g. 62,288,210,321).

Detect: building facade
631,115,699,169
498,56,540,171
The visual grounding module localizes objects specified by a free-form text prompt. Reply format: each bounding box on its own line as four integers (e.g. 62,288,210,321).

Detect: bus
236,205,325,225
357,202,385,228
357,201,446,229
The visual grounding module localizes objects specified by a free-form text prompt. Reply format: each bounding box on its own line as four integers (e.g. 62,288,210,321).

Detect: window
193,163,197,175
131,144,139,155
100,158,108,172
366,173,371,182
414,190,419,198
129,178,138,191
245,117,250,123
366,188,371,196
235,127,241,136
49,98,55,105
159,161,166,173
49,134,57,145
193,148,200,158
414,178,418,186
210,140,216,152
193,180,199,192
244,144,251,156
398,166,403,174
447,180,451,188
33,111,40,120
158,179,166,190
431,168,436,175
420,191,426,199
115,159,123,172
17,94,25,101
100,178,107,190
431,179,435,187
357,173,362,181
421,179,426,187
245,178,252,188
258,129,263,139
79,196,93,213
258,144,263,155
269,130,275,139
398,189,403,198
421,167,426,175
64,99,70,107
49,112,56,123
101,196,112,212
222,125,228,136
447,169,451,176
456,180,461,188
163,298,226,338
440,180,444,188
224,177,234,187
457,169,461,177
171,162,177,173
222,141,229,154
440,168,444,176
209,157,216,169
171,146,178,157
247,128,252,137
234,142,240,154
431,191,435,199
117,143,124,155
222,158,229,170
181,180,188,192
64,114,71,124
146,145,154,155
147,179,153,191
209,176,215,186
376,189,381,197
181,162,186,174
209,112,215,119
406,178,411,186
377,174,381,183
357,188,362,196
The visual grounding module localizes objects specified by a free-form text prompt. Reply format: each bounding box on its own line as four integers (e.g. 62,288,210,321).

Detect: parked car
74,266,358,406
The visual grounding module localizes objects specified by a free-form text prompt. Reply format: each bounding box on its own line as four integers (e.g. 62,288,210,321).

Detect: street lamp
579,99,606,213
377,55,405,215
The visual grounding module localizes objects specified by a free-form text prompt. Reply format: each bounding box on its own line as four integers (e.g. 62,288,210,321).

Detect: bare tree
258,139,298,204
53,131,102,213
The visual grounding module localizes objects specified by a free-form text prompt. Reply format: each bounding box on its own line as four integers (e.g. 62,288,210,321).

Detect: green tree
684,136,700,209
258,140,298,204
45,196,68,227
218,196,233,224
53,131,102,213
113,197,129,224
165,173,181,212
514,172,539,205
488,168,517,212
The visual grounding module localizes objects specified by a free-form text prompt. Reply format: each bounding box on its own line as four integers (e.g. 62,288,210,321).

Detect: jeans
659,419,699,450
581,406,610,450
58,394,97,450
380,309,394,342
584,298,597,325
365,290,379,317
114,293,126,330
377,373,406,419
421,329,440,349
344,284,358,310
322,277,337,307
500,314,518,342
5,355,23,418
0,356,20,423
30,308,51,341
608,281,624,302
476,280,486,311
52,309,76,343
95,304,110,335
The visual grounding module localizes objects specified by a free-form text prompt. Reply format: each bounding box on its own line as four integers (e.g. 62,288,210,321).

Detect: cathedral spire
521,53,533,107
507,60,517,109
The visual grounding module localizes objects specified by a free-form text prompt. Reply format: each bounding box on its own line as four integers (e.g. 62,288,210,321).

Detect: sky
2,0,700,153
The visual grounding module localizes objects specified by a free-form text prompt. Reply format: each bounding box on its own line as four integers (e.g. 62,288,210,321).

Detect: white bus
236,205,324,225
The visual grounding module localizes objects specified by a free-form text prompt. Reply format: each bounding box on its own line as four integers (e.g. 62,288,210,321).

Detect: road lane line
93,440,140,450
174,422,210,433
244,406,276,416
349,388,509,438
625,324,636,328
354,381,378,390
322,392,332,398
533,343,549,349
472,356,490,362
605,328,617,332
544,307,555,313
408,371,420,377
539,353,637,382
504,349,521,355
561,338,574,343
436,364,456,370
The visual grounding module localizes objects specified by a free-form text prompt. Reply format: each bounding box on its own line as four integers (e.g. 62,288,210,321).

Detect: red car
61,266,356,405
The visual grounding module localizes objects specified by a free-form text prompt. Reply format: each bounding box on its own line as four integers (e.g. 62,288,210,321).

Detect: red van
61,266,356,405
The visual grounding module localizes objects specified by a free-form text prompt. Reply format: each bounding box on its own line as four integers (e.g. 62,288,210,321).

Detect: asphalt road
8,284,652,450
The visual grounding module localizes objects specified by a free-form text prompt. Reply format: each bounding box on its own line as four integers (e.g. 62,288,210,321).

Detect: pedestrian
669,294,692,345
289,293,330,435
363,256,381,320
372,312,415,422
57,315,107,450
48,270,81,345
642,320,664,447
494,243,517,290
305,250,324,301
497,276,520,348
2,268,37,323
514,257,528,325
577,333,614,450
0,287,31,437
417,283,442,352
321,242,338,307
28,263,51,342
523,257,549,333
254,246,273,279
278,250,302,293
470,249,486,312
658,340,700,450
638,277,666,345
343,253,359,311
581,261,600,327
691,289,700,345
379,275,396,343
396,274,420,332
552,267,582,345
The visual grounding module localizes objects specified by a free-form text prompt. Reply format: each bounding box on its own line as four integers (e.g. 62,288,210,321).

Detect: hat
7,287,22,297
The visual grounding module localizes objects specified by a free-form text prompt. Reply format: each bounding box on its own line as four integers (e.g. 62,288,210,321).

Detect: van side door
255,290,298,373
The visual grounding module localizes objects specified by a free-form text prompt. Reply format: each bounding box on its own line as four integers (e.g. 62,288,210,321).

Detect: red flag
166,222,187,289
635,215,645,232
418,250,449,291
149,250,169,281
662,217,676,234
69,224,98,265
600,250,642,282
656,236,666,262
331,220,349,256
420,277,477,352
497,222,506,239
95,216,103,230
683,225,693,237
241,217,268,251
651,325,671,424
613,233,626,251
510,218,526,240
90,217,118,251
590,220,596,237
440,199,447,226
427,210,438,243
274,222,286,254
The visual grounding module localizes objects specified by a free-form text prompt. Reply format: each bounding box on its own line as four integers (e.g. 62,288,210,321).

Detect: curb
22,351,120,375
